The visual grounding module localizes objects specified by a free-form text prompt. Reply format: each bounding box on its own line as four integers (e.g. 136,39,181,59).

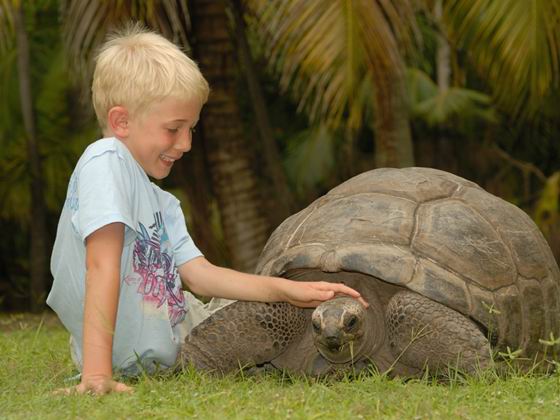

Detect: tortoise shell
256,168,560,355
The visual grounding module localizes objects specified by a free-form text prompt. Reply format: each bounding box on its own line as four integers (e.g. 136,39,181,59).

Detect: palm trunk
229,0,295,226
13,3,49,312
188,0,271,272
173,137,227,266
434,0,458,173
373,67,415,168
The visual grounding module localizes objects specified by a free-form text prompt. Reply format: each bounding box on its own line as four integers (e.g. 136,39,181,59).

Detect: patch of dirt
0,311,62,332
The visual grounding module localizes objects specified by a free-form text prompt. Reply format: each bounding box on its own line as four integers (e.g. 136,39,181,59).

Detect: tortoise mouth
317,340,360,364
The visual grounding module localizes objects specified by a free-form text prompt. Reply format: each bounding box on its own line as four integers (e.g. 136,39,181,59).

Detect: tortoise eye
345,315,358,330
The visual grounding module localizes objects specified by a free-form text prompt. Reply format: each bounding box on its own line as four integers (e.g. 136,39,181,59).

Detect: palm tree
0,0,99,311
0,1,49,311
186,0,272,271
248,0,560,171
409,0,560,177
246,0,418,168
440,0,560,121
230,0,296,225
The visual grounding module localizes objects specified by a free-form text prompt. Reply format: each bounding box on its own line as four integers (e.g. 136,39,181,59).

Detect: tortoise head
311,296,373,364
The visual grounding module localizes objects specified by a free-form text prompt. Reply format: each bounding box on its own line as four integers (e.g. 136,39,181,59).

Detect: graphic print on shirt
65,174,79,211
127,212,186,327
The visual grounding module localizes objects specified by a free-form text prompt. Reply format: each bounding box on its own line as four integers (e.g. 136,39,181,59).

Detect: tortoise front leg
180,301,307,374
386,291,491,374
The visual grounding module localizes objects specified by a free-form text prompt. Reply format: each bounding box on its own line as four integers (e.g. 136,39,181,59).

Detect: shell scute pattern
328,167,468,202
413,200,516,290
256,168,560,356
407,259,470,314
337,245,416,284
492,285,523,349
295,194,416,247
456,187,551,281
518,279,546,354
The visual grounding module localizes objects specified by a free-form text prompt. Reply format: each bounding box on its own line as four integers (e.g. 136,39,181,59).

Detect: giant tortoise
181,167,560,377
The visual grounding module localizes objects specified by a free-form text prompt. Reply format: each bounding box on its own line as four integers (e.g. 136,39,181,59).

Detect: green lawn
2,313,560,419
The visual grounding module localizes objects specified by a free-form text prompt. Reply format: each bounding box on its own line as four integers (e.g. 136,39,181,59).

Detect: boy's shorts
69,292,234,370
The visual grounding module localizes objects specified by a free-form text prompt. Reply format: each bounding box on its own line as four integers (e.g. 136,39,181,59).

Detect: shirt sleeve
71,150,136,241
156,187,203,266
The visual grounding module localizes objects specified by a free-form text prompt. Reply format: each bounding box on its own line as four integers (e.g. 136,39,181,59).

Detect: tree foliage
246,0,417,131
441,0,560,120
0,0,558,310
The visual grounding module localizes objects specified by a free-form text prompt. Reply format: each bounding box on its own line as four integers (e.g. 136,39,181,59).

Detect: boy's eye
167,128,179,134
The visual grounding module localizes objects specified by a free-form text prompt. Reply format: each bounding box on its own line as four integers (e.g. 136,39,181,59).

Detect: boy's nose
175,131,192,152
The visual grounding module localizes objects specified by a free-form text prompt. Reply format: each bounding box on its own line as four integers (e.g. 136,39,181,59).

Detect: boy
47,25,365,395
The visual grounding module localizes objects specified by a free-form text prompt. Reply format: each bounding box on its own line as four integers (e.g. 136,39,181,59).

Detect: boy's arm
178,257,367,308
57,222,132,395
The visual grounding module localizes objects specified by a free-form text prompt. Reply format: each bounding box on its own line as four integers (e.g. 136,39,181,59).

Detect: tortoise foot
181,301,306,374
386,291,491,374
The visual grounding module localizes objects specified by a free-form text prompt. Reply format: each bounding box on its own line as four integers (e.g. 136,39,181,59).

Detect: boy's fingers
298,300,325,308
355,296,369,308
53,386,74,396
330,283,361,297
53,381,132,396
314,281,369,308
316,290,334,301
288,281,369,308
113,382,134,393
53,384,88,396
333,290,369,308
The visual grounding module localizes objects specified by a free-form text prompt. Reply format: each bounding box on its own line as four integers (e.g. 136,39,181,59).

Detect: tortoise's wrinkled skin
182,168,560,377
311,297,375,364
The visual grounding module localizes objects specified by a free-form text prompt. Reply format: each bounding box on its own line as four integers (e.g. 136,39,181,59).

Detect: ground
2,312,560,419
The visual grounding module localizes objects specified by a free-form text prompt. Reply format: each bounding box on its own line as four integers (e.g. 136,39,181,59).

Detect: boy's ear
107,106,130,137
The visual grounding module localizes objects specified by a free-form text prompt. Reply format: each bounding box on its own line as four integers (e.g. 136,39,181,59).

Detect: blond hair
92,24,209,128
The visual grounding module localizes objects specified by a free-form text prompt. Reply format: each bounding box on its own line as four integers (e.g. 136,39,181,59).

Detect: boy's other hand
54,374,133,396
281,280,369,308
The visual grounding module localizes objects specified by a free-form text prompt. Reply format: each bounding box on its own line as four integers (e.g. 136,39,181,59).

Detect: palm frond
284,124,338,194
407,68,496,125
0,0,14,53
247,0,417,131
0,136,30,224
35,50,98,210
61,0,191,91
0,45,18,131
443,0,560,120
534,171,560,232
406,68,439,105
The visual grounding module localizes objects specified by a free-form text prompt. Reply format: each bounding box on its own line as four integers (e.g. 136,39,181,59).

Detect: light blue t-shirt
47,137,202,375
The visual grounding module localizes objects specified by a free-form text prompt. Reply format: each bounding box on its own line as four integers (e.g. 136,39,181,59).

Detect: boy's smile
118,97,201,179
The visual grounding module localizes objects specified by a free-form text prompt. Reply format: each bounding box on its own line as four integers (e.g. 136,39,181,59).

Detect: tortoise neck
362,294,386,355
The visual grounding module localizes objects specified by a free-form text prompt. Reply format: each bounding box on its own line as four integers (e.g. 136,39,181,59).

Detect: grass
2,313,560,419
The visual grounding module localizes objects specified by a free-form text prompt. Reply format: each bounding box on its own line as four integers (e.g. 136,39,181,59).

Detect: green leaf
443,0,560,121
284,124,338,194
534,171,560,233
407,68,496,125
247,0,417,131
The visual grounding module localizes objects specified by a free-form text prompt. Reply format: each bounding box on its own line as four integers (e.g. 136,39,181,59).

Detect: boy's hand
55,374,133,396
179,258,368,308
281,280,369,308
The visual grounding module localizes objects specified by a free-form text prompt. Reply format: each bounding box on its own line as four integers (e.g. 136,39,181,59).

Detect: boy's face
122,97,201,179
